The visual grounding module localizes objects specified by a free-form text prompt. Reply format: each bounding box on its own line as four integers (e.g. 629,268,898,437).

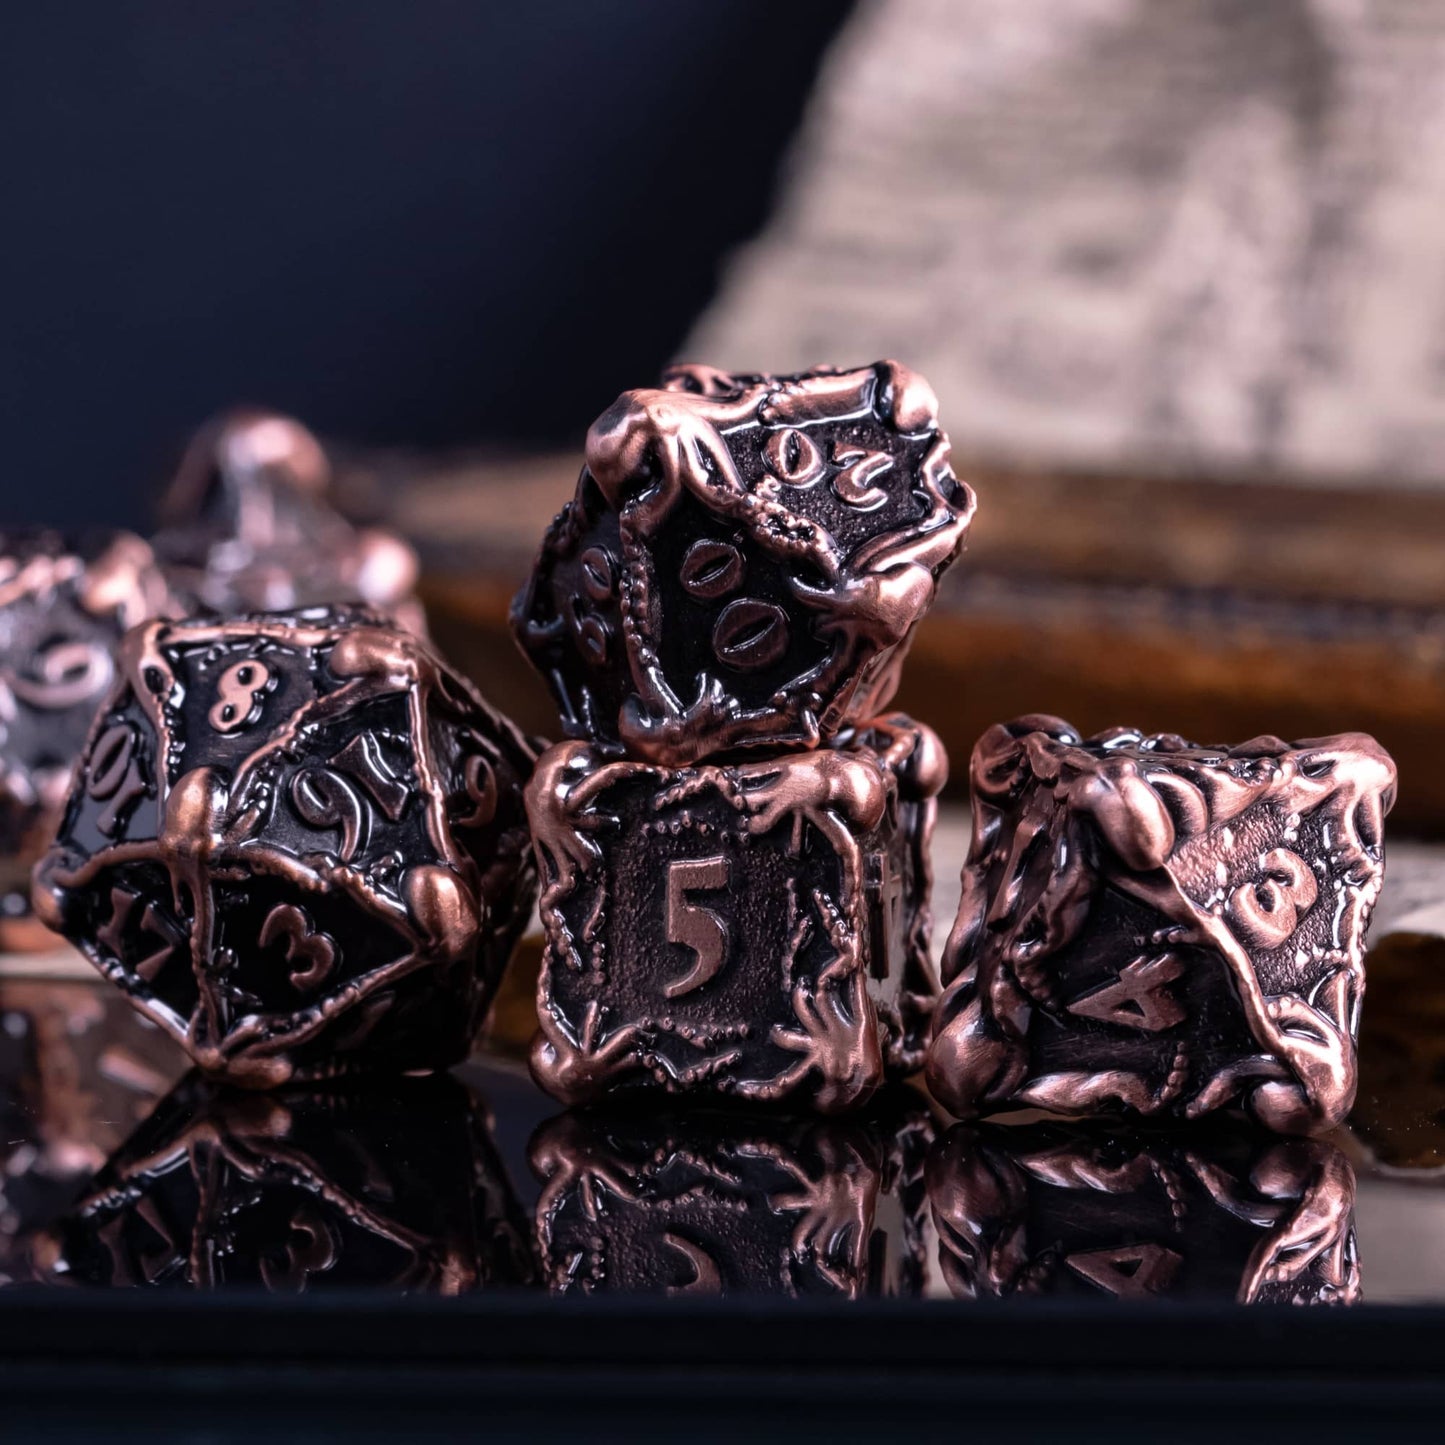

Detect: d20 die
31,1073,536,1291
530,1096,934,1298
527,714,944,1111
927,1122,1359,1305
152,410,424,631
512,361,974,765
0,529,174,947
926,717,1397,1135
33,605,537,1087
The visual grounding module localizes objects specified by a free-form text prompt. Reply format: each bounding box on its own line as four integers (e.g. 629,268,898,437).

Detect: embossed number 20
664,857,730,999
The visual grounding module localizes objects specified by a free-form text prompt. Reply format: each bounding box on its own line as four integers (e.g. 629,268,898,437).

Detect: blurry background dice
527,715,944,1111
927,1122,1359,1305
0,529,174,950
33,605,537,1086
152,410,425,633
512,361,975,765
30,1072,536,1291
926,717,1397,1134
531,1097,933,1298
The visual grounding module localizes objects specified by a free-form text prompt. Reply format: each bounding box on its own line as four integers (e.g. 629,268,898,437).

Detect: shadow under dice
926,717,1397,1135
512,361,974,765
528,715,943,1111
530,1097,934,1298
927,1122,1359,1305
34,606,537,1087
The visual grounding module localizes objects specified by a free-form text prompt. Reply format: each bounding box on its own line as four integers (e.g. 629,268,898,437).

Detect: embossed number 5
664,857,730,999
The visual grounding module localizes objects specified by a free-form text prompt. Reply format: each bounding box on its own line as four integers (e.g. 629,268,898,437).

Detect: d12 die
927,1122,1359,1305
527,713,945,1111
33,605,537,1086
0,529,174,947
512,361,974,765
31,1073,536,1291
153,410,424,631
530,1098,934,1298
926,717,1397,1134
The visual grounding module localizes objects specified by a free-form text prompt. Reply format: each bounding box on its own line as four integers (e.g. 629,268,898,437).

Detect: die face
152,411,422,627
0,530,172,889
36,606,538,1086
927,1123,1359,1305
512,361,974,764
528,725,938,1112
927,718,1398,1134
33,1075,536,1291
530,1099,934,1298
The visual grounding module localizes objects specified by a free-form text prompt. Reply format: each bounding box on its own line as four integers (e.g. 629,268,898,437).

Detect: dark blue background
0,1,846,526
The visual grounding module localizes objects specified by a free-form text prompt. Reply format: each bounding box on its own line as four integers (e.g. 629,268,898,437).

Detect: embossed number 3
208,659,273,734
1226,847,1319,950
664,857,730,999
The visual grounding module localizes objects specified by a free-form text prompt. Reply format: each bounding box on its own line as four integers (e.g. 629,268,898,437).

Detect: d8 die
512,361,974,765
153,410,424,631
926,717,1397,1135
528,713,945,1111
927,1122,1359,1305
1,529,173,946
32,1073,536,1291
530,1098,934,1298
33,605,537,1087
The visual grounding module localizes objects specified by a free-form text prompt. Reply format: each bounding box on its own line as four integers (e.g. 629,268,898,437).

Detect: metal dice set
513,362,975,1111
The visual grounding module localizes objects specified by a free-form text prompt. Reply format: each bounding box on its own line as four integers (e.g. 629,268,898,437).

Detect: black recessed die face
34,605,538,1088
512,362,975,765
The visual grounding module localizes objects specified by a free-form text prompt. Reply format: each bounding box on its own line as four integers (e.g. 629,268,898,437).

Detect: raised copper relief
33,605,538,1086
512,361,975,765
527,714,943,1110
926,717,1397,1134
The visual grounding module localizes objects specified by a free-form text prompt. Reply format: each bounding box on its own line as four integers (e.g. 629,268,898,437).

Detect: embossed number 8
209,659,273,734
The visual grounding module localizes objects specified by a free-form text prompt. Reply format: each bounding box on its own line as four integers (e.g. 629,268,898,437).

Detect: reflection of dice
928,1122,1359,1305
0,529,174,947
31,1073,536,1291
527,714,944,1111
512,362,974,765
926,718,1397,1135
153,410,424,631
33,606,537,1087
531,1096,934,1298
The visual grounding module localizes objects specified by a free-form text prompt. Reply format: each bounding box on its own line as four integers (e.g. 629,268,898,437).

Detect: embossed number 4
664,857,730,999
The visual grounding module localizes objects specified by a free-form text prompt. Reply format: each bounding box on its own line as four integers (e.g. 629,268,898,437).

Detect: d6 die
927,1122,1359,1305
531,1099,934,1298
33,605,537,1086
1,529,173,945
153,410,424,630
512,362,974,765
926,717,1397,1134
528,713,944,1112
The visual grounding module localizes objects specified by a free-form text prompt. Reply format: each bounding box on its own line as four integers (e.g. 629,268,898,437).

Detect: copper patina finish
926,717,1396,1135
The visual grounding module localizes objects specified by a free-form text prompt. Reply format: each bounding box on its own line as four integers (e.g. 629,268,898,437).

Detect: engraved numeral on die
1067,952,1186,1033
86,724,148,835
208,659,273,734
1066,1243,1181,1298
259,902,337,992
1226,847,1319,949
95,885,186,983
664,857,730,999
